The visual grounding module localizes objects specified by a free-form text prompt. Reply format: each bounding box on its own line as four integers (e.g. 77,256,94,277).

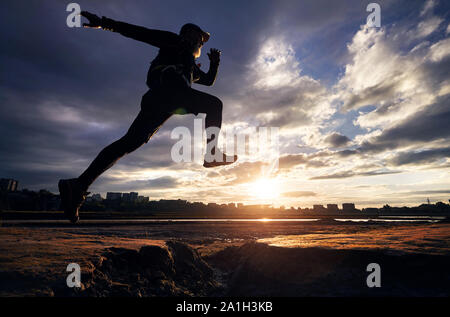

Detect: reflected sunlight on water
257,223,450,255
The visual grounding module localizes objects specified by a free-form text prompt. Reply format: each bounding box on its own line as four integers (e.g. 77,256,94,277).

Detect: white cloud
427,37,450,62
420,0,437,17
414,16,443,39
335,15,448,132
250,37,303,89
243,37,334,138
38,101,112,130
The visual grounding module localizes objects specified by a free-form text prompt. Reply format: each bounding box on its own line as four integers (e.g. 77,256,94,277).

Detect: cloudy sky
1,0,449,208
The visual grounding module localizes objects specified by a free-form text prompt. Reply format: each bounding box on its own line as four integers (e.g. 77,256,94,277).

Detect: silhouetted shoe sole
58,179,81,224
203,156,238,168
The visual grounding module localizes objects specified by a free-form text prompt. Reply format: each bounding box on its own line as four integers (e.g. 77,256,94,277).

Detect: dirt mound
56,241,222,297
206,242,450,296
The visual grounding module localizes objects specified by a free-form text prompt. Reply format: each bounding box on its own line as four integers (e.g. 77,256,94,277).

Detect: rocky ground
55,241,222,297
1,221,449,296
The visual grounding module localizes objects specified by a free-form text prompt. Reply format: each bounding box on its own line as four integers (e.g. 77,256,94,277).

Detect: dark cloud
342,79,400,111
389,147,450,166
143,176,180,189
335,93,450,157
405,190,450,195
309,170,354,180
422,50,450,89
336,149,359,157
310,169,401,180
363,94,450,151
279,154,308,169
324,132,351,147
279,154,329,169
92,176,179,192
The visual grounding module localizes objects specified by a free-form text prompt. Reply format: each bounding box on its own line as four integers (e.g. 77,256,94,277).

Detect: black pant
78,87,223,190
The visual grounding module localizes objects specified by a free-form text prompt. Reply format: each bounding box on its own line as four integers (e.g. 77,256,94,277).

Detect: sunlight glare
249,178,281,200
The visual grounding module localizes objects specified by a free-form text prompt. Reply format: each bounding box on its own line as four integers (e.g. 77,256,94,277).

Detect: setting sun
248,178,281,200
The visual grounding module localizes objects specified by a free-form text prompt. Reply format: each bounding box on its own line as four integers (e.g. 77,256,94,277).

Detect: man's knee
116,133,146,155
211,96,223,113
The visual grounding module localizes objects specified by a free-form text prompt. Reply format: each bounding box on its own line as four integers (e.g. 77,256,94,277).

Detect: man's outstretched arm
81,11,179,48
195,48,221,86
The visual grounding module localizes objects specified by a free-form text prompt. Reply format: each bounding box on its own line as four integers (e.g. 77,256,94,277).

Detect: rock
139,245,175,276
67,241,221,297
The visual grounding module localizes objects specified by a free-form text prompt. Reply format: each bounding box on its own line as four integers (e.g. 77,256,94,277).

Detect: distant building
237,203,244,208
363,208,379,214
159,199,187,205
123,192,138,202
327,204,339,212
313,204,326,212
342,203,356,212
137,196,149,203
157,199,188,210
106,192,122,201
86,193,103,203
91,194,103,201
130,192,138,202
0,178,18,192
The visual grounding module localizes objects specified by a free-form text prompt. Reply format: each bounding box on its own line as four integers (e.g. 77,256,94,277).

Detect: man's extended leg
169,87,237,167
59,96,171,223
77,109,170,191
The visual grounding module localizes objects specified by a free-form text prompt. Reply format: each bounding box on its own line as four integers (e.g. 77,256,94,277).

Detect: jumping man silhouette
58,11,238,223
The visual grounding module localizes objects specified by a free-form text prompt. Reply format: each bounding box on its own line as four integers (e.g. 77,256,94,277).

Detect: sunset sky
1,0,449,208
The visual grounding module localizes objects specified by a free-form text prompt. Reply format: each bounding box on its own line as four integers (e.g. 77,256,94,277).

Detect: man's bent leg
170,87,236,167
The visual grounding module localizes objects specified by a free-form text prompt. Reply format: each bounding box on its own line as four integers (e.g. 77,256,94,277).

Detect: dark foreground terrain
0,220,449,296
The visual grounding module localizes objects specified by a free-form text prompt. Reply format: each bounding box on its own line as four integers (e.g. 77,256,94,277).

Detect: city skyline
3,177,449,210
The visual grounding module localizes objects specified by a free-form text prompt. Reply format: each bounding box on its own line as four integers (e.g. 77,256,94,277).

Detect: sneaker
58,178,89,223
203,150,238,168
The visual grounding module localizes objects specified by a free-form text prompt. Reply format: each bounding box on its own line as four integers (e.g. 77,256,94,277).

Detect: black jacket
101,17,219,89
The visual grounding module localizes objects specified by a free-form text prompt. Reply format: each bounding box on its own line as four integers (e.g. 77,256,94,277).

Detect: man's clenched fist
81,11,101,29
207,48,221,64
